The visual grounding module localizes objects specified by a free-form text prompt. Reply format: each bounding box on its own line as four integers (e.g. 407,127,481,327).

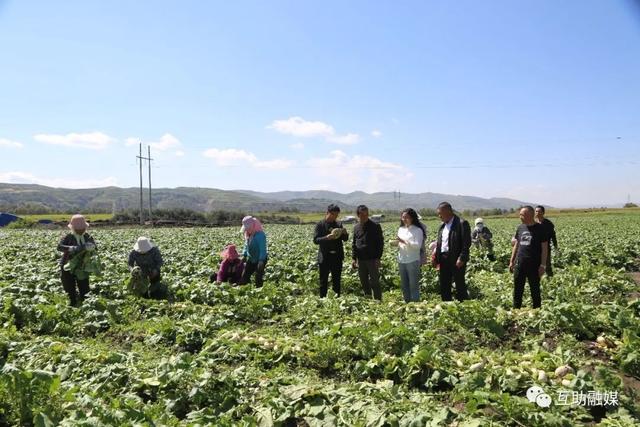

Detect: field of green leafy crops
1,212,639,426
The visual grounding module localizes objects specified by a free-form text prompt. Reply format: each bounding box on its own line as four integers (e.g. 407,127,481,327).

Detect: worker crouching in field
57,214,98,307
211,244,245,284
128,236,168,299
239,216,268,287
471,218,495,261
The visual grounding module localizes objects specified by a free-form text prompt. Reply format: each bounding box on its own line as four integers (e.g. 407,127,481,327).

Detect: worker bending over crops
471,217,495,261
57,214,97,307
239,216,268,287
212,244,245,284
128,236,168,299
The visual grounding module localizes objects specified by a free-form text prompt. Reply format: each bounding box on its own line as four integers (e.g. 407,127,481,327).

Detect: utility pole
136,142,153,225
138,143,144,225
147,145,153,226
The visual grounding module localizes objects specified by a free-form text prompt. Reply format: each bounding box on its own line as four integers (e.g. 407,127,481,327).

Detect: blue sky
0,0,639,207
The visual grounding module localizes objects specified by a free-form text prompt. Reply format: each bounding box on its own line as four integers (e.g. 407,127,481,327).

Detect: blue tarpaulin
0,213,20,227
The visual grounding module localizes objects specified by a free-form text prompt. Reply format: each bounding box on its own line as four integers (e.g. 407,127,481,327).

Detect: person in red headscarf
212,244,245,284
57,214,96,306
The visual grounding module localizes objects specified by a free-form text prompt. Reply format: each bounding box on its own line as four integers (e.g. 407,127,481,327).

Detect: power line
150,158,638,170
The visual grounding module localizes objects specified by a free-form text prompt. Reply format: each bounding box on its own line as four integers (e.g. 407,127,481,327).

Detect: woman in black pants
57,214,96,306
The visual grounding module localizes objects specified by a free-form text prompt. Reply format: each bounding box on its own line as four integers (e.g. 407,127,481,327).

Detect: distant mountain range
0,183,533,213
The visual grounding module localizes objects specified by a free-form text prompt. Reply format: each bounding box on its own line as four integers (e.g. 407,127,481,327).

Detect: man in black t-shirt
509,205,549,308
313,204,349,297
535,205,558,277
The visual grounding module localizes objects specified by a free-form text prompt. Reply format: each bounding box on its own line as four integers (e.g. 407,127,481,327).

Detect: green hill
0,183,532,214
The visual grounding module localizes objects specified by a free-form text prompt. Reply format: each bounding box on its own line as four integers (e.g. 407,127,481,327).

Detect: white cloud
0,171,118,188
371,130,382,138
126,133,183,156
290,143,305,150
34,132,115,150
327,133,360,145
203,148,292,170
307,150,413,192
0,138,23,149
268,116,334,138
148,133,181,151
267,116,360,145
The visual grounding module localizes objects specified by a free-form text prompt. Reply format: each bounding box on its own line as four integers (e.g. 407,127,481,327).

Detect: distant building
340,215,357,224
0,212,21,227
371,214,385,223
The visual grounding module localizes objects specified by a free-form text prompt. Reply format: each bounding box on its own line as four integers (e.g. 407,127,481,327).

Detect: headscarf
68,214,89,232
220,244,239,261
241,216,263,240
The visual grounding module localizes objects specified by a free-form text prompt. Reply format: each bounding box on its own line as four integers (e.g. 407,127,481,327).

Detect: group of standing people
56,203,558,309
312,201,558,308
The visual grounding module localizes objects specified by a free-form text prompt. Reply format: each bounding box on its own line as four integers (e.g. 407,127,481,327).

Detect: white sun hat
475,218,484,225
133,236,154,254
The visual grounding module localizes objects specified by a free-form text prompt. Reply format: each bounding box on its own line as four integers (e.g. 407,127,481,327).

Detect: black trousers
319,254,343,297
358,258,382,301
513,258,541,308
61,269,90,307
241,260,266,287
545,244,553,277
438,255,468,302
147,273,166,299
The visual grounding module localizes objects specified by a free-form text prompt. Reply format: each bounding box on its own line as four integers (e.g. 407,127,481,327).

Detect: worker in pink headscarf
211,244,245,284
57,214,96,306
238,216,268,287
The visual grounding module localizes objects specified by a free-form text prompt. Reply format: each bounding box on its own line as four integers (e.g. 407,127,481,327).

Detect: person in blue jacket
239,216,268,287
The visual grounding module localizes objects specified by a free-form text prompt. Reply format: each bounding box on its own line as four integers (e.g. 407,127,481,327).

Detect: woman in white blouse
391,208,426,302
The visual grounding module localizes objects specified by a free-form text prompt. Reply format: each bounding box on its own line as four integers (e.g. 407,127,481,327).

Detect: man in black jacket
352,205,384,300
535,205,558,277
313,204,349,297
433,202,471,301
